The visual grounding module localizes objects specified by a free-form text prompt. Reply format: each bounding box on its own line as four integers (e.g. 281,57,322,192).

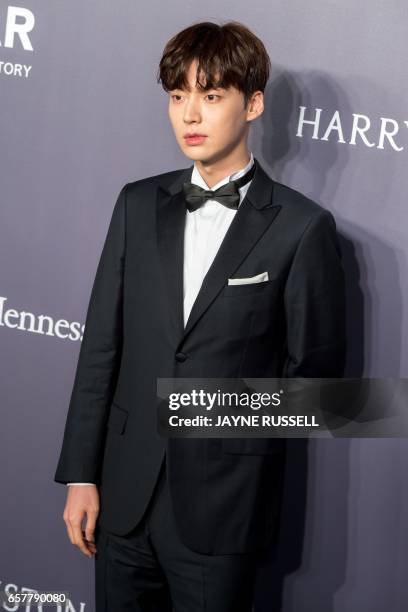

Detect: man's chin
181,147,218,165
181,148,209,161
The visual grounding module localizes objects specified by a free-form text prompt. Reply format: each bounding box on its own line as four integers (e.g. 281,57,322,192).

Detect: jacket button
175,351,187,362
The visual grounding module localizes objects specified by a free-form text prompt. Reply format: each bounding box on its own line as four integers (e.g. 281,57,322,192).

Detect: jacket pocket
221,278,277,297
107,402,129,435
222,438,286,455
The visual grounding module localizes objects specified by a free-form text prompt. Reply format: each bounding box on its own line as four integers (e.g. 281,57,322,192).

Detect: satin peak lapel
156,166,192,343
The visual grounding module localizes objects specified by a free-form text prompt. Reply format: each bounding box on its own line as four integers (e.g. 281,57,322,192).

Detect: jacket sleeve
54,184,128,485
282,209,346,378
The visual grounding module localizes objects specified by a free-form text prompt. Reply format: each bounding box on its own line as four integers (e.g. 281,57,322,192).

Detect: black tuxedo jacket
54,157,346,554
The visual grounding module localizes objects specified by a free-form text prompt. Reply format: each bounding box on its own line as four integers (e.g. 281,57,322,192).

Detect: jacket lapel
156,169,192,343
156,158,282,346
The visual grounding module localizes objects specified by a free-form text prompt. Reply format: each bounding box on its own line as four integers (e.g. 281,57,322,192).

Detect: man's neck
194,150,251,189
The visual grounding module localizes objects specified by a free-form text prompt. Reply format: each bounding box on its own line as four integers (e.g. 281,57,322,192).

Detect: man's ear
245,91,264,122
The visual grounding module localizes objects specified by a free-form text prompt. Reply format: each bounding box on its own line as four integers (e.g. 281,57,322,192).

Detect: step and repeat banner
1,2,407,611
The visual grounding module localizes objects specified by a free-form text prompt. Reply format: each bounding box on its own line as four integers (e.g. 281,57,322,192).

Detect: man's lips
184,134,207,145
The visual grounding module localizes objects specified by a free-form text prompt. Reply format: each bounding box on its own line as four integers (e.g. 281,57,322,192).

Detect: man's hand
63,485,99,558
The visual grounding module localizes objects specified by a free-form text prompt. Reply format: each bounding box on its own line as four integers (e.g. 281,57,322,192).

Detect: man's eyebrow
170,84,225,93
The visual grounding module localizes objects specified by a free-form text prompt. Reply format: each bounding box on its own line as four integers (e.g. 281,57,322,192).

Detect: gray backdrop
1,1,407,610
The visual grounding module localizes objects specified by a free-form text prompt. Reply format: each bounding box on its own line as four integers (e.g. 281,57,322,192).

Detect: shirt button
175,352,187,362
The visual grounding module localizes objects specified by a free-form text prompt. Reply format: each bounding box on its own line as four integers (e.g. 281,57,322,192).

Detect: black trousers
94,456,259,611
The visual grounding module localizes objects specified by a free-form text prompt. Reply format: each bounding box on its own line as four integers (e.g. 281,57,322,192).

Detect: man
55,20,346,612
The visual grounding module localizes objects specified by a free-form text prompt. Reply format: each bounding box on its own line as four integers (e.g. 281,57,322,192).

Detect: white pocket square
228,271,269,285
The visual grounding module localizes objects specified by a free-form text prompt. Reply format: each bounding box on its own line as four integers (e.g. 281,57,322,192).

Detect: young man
55,20,346,612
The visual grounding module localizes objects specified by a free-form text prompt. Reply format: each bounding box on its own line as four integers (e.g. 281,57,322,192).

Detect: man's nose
183,98,201,123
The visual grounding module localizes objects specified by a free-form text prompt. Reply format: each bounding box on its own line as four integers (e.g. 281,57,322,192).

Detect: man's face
168,59,252,164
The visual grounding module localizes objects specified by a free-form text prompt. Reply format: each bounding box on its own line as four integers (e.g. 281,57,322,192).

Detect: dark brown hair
157,21,271,108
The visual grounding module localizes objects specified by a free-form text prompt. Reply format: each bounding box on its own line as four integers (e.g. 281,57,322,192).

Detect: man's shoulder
125,165,189,198
272,179,328,222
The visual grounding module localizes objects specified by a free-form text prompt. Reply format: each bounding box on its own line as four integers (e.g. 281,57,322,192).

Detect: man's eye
171,95,183,102
206,94,220,101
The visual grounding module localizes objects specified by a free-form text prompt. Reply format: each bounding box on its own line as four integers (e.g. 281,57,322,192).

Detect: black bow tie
182,161,256,212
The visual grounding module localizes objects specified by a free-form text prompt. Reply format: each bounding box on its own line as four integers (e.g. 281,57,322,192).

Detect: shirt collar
191,151,254,190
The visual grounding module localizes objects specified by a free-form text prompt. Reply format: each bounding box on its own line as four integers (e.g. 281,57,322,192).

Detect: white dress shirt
183,151,254,326
67,151,255,486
